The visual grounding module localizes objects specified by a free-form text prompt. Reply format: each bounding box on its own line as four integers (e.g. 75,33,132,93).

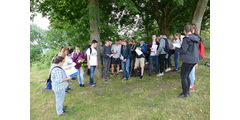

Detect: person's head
169,34,174,41
152,34,157,41
174,33,181,40
140,39,144,45
109,39,112,45
68,44,72,49
159,33,164,38
91,40,98,48
184,24,192,35
115,39,120,45
60,46,64,52
105,39,110,46
121,39,127,45
64,49,70,56
75,46,80,53
129,39,135,45
191,24,198,35
53,56,65,66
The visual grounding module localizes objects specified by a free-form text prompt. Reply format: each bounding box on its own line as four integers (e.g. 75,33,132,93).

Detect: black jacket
177,34,200,64
121,44,131,59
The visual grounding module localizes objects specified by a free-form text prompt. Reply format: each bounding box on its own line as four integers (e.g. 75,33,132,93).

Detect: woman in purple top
72,46,85,88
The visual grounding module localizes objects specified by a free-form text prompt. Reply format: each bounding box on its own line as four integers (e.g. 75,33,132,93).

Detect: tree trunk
88,0,102,78
192,0,209,34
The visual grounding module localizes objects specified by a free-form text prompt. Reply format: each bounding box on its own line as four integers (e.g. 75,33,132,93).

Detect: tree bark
192,0,209,34
88,0,102,78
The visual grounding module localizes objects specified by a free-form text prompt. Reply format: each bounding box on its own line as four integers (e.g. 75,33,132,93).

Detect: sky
31,13,50,30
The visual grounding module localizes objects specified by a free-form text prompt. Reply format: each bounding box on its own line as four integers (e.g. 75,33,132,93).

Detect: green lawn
30,49,210,120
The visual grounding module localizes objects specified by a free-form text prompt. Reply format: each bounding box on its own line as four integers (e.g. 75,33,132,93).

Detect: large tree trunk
192,0,209,34
88,0,102,78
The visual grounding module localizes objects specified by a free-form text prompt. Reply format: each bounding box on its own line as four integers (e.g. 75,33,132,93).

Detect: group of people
49,24,202,115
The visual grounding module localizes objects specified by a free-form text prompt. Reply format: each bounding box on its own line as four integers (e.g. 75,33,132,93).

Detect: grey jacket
176,34,200,64
157,35,167,54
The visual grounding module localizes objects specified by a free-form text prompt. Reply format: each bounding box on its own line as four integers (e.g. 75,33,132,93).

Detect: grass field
30,49,210,120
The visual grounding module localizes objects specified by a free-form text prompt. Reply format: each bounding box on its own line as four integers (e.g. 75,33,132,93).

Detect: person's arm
86,49,91,69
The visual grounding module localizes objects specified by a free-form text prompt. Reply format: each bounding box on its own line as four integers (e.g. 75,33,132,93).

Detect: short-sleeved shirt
51,65,68,91
86,47,98,66
111,44,121,58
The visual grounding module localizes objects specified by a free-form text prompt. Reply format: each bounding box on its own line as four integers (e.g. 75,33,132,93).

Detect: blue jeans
89,66,96,85
189,66,195,86
148,56,159,74
121,59,130,78
53,89,65,115
174,50,179,70
77,68,84,85
167,50,174,67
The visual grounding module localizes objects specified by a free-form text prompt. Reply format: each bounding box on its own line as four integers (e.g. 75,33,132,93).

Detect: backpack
199,40,205,59
45,66,63,89
163,38,169,53
83,45,92,57
134,68,141,77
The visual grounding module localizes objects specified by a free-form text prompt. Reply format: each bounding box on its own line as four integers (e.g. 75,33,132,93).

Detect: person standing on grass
165,35,175,72
173,24,200,98
72,46,85,88
189,24,203,91
60,48,73,93
173,33,182,71
67,44,74,57
129,38,137,77
147,34,160,76
156,33,168,77
120,39,131,81
134,39,147,80
51,56,72,116
101,39,112,82
86,40,98,87
111,39,122,77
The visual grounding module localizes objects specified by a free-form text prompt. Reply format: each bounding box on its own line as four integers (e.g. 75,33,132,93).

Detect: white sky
31,13,50,30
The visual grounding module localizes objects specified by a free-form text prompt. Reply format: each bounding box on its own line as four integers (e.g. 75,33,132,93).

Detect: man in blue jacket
120,39,131,81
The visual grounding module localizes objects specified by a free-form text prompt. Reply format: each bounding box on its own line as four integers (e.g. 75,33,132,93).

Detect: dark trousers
103,59,111,79
180,63,196,95
130,58,135,75
159,54,166,73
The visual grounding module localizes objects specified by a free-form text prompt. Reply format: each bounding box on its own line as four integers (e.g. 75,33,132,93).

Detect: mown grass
30,49,210,120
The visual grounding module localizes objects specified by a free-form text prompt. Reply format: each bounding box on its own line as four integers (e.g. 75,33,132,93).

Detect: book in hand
65,67,78,77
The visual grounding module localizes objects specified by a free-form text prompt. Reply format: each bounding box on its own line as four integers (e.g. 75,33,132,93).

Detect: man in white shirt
86,40,98,87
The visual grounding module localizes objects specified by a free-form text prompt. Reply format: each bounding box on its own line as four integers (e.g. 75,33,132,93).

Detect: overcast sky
31,13,50,30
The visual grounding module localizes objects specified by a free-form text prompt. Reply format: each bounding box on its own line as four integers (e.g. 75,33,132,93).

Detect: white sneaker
165,68,171,72
156,73,164,77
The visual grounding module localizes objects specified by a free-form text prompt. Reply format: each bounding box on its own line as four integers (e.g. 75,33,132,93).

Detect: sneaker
190,86,195,91
110,73,114,77
140,76,143,80
173,69,178,72
67,88,73,91
65,91,70,94
126,78,129,81
156,72,164,77
165,68,171,72
59,111,69,116
91,84,96,87
121,77,126,80
177,93,189,98
82,84,85,88
79,84,82,88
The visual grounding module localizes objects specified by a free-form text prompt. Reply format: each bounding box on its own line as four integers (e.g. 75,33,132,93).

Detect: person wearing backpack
165,35,175,72
101,39,112,82
86,40,98,87
134,39,147,79
51,56,72,116
147,34,160,76
120,39,131,81
156,33,168,77
173,25,200,98
72,46,85,88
